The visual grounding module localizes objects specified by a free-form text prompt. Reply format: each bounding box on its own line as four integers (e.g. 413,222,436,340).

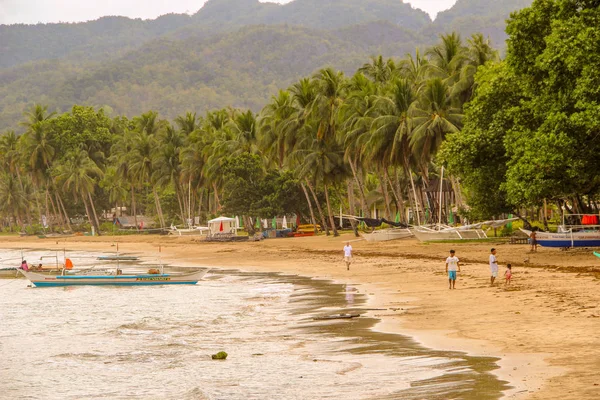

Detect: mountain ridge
0,0,533,131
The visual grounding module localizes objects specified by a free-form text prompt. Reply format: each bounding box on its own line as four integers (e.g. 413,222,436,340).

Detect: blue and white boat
520,228,600,248
18,268,209,287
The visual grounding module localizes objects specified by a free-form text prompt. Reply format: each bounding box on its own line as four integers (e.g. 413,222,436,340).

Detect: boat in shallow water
18,268,209,287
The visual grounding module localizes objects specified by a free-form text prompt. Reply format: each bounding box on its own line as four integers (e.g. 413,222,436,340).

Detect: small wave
176,386,211,400
55,352,101,360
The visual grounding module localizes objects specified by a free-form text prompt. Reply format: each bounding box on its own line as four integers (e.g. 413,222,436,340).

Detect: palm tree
100,166,129,218
153,124,185,225
369,78,422,223
426,32,467,85
129,129,165,227
312,67,346,142
359,55,396,85
258,90,297,168
339,73,377,218
411,78,463,179
20,104,56,131
294,127,344,237
175,112,199,137
110,130,139,229
54,149,103,234
0,173,27,230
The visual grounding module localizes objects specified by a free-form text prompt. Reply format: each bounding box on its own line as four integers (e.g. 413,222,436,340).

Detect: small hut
208,216,237,237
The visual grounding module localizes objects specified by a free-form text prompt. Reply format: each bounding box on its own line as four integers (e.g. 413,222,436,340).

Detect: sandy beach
2,234,599,399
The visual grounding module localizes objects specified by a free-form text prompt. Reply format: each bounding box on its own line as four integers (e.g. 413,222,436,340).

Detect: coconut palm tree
359,55,396,85
411,78,463,179
369,78,422,223
54,149,103,234
0,173,27,230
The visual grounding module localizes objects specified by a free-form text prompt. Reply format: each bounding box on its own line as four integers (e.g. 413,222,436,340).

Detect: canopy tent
208,216,237,236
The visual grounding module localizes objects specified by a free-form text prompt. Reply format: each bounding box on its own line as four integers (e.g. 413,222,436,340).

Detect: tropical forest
1,0,599,236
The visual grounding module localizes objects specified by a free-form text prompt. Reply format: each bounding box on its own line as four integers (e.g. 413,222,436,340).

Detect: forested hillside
0,0,533,131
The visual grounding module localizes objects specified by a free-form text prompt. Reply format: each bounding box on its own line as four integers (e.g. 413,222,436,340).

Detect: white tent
282,216,288,229
208,216,237,236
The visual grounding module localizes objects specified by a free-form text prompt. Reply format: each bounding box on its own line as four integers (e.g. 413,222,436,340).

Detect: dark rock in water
211,351,228,360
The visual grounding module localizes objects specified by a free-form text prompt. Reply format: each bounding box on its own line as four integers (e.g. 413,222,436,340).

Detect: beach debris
313,313,360,321
211,351,228,360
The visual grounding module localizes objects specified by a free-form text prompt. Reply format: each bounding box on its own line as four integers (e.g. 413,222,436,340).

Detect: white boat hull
360,228,413,242
520,228,600,248
18,269,209,287
412,227,487,242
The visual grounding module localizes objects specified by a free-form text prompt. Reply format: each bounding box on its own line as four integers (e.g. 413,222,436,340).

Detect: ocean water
0,249,509,399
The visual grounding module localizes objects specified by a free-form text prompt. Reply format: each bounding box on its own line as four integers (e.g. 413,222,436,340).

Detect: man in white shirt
445,250,460,289
489,248,498,286
343,242,353,270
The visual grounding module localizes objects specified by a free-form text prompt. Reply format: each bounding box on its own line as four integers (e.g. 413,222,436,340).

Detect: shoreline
2,233,599,399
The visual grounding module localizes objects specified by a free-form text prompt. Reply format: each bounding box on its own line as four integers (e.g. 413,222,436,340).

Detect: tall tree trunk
379,165,392,220
198,188,204,223
449,175,464,211
300,182,318,235
87,191,101,236
81,194,94,234
175,186,186,225
56,193,72,232
323,182,339,236
131,186,138,231
212,182,221,211
244,215,255,236
407,168,421,225
385,166,406,224
152,187,165,228
16,170,32,224
348,155,370,218
347,179,359,237
306,178,329,235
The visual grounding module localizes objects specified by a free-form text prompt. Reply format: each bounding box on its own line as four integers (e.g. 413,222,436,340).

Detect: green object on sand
593,251,600,259
211,351,228,360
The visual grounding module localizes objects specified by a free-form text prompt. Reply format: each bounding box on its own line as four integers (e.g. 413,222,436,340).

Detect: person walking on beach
343,242,353,270
504,264,512,285
530,231,537,252
489,248,499,286
445,250,460,289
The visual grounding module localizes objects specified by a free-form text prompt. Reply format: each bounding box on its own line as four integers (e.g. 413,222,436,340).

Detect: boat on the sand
18,268,209,287
360,227,413,242
521,228,600,248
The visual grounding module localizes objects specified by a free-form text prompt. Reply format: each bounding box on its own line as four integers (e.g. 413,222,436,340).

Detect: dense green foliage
0,30,499,234
442,0,600,218
0,0,533,132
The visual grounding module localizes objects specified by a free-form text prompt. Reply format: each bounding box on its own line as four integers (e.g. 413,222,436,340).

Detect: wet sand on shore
2,233,599,399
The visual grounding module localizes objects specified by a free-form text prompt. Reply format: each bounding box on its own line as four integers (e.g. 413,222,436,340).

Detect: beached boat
18,268,209,287
411,218,518,242
168,225,209,236
0,267,19,277
520,228,600,248
360,228,413,242
412,224,488,241
293,232,315,237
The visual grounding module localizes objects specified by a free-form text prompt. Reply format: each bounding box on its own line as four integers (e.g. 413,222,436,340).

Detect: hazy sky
0,0,458,25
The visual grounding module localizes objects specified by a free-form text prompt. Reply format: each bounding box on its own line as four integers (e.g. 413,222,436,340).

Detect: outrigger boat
18,268,209,287
520,213,600,248
360,227,413,242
